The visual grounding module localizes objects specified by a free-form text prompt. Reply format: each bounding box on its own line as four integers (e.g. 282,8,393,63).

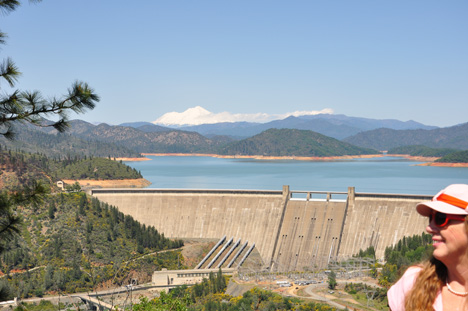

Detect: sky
1,1,467,127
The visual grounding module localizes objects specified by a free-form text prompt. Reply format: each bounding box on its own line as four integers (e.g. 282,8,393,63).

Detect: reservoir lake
124,155,468,196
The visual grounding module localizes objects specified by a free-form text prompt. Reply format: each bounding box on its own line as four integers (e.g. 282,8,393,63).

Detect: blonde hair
404,257,446,310
404,218,468,310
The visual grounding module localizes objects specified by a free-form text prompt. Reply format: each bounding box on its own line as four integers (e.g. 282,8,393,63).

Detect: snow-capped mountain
153,106,334,126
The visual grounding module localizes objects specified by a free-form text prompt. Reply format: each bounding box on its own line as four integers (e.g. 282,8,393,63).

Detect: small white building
152,268,235,286
56,181,64,190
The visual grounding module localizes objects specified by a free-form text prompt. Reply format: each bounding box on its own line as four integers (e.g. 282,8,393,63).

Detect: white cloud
153,106,334,126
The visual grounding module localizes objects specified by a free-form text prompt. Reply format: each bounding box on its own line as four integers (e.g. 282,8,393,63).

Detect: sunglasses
429,211,466,228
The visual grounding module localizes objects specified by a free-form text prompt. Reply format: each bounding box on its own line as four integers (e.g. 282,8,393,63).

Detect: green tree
48,202,56,219
0,182,47,253
328,270,337,290
132,293,189,311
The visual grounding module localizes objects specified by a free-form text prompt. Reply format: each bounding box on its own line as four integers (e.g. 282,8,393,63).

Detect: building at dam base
91,186,431,272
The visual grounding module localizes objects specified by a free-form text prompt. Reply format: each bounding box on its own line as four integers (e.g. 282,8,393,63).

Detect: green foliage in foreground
11,272,340,311
129,269,338,310
132,293,191,311
344,283,388,310
387,145,457,157
131,287,338,311
13,300,76,311
345,233,433,308
435,150,468,163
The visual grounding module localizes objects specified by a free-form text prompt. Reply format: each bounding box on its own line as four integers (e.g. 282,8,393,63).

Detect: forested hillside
344,122,468,150
67,123,222,154
56,157,142,180
0,125,141,158
219,128,378,157
0,192,183,299
0,147,182,301
435,150,468,163
0,149,52,190
0,149,142,189
387,145,458,157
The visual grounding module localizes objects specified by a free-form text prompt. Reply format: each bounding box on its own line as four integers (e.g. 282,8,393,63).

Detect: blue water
124,156,468,195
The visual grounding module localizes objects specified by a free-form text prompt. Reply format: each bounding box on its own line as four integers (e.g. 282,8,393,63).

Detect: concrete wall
270,198,347,271
92,187,431,271
339,190,429,259
91,188,287,266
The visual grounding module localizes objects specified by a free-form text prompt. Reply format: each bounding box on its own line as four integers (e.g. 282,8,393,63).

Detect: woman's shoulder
387,266,423,311
403,265,423,277
397,265,424,287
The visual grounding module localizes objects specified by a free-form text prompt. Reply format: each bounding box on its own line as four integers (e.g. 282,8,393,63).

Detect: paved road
297,283,349,310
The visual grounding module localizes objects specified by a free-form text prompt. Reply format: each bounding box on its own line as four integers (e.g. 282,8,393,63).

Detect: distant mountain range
124,113,436,140
61,121,376,156
1,114,467,158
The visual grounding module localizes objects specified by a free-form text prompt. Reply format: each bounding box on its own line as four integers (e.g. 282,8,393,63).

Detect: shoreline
62,178,152,189
417,162,468,167
141,152,388,161
141,153,440,162
114,157,152,162
118,153,467,167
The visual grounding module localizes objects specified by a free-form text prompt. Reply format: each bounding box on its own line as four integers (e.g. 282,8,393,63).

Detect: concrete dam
91,186,431,272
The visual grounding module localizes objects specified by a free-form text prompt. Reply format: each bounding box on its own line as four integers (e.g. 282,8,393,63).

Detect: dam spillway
91,186,431,271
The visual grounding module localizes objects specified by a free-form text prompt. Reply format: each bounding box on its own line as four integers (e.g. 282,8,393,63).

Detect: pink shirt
387,266,443,311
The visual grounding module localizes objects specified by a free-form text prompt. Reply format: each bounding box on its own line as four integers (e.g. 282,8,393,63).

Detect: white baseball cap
416,184,468,216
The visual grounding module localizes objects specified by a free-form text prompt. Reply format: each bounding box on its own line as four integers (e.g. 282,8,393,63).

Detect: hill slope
219,128,378,157
0,150,143,189
387,145,458,157
0,150,183,299
68,123,221,154
0,125,141,158
343,122,468,150
436,150,468,163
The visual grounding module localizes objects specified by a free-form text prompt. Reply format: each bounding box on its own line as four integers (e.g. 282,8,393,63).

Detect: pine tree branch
0,0,20,15
0,57,21,88
0,31,7,45
0,212,21,237
0,81,99,139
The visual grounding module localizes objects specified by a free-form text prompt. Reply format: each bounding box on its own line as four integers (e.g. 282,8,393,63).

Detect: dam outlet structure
91,186,430,272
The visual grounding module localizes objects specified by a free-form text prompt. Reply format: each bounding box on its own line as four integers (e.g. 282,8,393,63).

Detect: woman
388,184,468,311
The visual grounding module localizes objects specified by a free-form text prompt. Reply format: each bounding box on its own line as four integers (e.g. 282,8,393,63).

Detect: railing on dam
354,192,432,200
90,188,283,196
287,189,433,202
289,190,348,202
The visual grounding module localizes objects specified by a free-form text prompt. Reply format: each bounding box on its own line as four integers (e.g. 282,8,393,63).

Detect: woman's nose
426,219,439,234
